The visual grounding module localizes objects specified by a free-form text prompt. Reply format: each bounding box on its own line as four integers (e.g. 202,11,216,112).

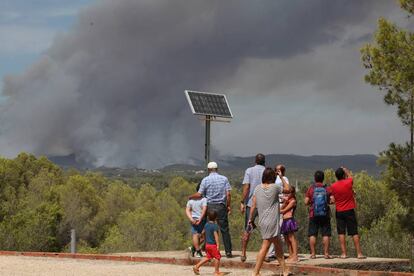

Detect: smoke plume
0,0,392,167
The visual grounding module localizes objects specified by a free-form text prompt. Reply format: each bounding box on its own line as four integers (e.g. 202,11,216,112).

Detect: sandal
192,266,200,275
309,255,316,259
357,255,367,259
286,259,298,264
339,255,348,259
324,255,333,259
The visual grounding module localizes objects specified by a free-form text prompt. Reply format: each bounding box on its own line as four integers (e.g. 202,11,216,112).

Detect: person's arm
214,229,220,249
240,168,251,212
327,186,335,204
201,229,206,244
329,195,335,204
304,187,311,206
280,199,296,214
186,206,196,224
240,183,250,213
278,173,290,193
225,177,232,214
248,195,256,224
226,190,231,214
196,201,207,225
188,192,202,200
189,180,205,200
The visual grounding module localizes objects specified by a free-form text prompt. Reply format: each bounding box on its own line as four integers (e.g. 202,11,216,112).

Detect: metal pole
70,229,76,254
205,115,211,169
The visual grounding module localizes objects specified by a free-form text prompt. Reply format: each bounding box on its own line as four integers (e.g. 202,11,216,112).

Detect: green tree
100,188,187,252
361,0,414,268
400,0,414,15
57,175,102,248
165,177,195,208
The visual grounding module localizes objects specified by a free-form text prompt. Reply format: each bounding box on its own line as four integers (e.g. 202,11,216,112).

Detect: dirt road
0,255,278,276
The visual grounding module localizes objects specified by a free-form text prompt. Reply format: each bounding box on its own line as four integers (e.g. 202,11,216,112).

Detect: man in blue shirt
240,153,265,262
189,161,233,258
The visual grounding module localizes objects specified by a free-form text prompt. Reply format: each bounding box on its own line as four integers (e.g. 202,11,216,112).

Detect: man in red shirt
330,167,365,259
305,171,334,259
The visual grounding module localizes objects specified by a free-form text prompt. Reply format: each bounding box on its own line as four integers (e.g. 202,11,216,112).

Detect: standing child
280,186,299,263
186,184,207,258
193,210,224,276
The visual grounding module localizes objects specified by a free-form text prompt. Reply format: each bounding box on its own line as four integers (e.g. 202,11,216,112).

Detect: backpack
313,185,328,217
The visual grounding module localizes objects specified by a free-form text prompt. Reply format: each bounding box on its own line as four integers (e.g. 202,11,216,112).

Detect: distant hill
48,153,381,175
161,154,381,175
48,154,90,169
220,154,380,174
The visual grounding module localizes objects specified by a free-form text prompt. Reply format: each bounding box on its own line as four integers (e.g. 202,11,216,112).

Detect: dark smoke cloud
0,0,393,167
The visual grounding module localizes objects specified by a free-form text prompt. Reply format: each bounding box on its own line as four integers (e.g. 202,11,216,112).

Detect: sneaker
195,250,203,258
265,255,276,262
188,246,195,257
225,252,233,258
240,255,247,262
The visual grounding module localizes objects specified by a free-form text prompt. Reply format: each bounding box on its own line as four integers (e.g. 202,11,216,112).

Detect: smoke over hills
0,0,393,168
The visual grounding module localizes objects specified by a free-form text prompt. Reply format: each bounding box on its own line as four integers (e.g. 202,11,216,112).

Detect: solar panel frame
185,90,233,118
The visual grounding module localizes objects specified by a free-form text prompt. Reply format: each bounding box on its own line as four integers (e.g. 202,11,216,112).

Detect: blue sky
0,0,93,94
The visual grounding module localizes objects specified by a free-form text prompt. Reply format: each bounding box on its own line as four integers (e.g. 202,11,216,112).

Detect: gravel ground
0,255,283,276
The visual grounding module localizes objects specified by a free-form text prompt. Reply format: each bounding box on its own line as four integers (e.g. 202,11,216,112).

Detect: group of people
186,153,365,276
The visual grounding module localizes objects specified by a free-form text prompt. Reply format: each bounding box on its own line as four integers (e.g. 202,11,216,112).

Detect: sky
0,0,410,168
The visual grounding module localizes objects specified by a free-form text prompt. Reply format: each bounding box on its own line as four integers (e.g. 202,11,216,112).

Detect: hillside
220,154,381,175
162,154,381,175
49,153,381,176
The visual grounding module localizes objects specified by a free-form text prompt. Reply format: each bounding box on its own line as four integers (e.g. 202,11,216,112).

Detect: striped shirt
199,172,231,204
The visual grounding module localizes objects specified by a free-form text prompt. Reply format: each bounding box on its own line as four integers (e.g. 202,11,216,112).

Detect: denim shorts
190,218,206,234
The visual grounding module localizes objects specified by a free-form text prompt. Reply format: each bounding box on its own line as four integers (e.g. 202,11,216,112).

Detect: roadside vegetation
0,153,409,259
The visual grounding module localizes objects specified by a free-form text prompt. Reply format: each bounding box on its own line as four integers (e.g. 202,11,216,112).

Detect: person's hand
240,203,245,213
341,166,351,178
195,219,201,225
191,219,197,225
227,206,231,215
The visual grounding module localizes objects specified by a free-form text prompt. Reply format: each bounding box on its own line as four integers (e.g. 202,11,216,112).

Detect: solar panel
185,90,233,118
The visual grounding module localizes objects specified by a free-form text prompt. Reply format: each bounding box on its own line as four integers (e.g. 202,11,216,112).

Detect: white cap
207,161,218,169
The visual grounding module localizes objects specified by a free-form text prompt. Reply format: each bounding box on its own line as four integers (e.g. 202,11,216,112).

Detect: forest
0,152,409,258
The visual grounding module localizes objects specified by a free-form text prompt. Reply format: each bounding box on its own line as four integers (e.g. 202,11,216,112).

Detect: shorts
336,209,358,236
244,206,258,230
190,218,206,234
281,218,298,235
308,216,331,237
205,243,221,260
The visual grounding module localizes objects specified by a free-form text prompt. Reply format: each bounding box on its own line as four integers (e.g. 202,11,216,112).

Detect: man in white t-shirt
266,164,289,262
